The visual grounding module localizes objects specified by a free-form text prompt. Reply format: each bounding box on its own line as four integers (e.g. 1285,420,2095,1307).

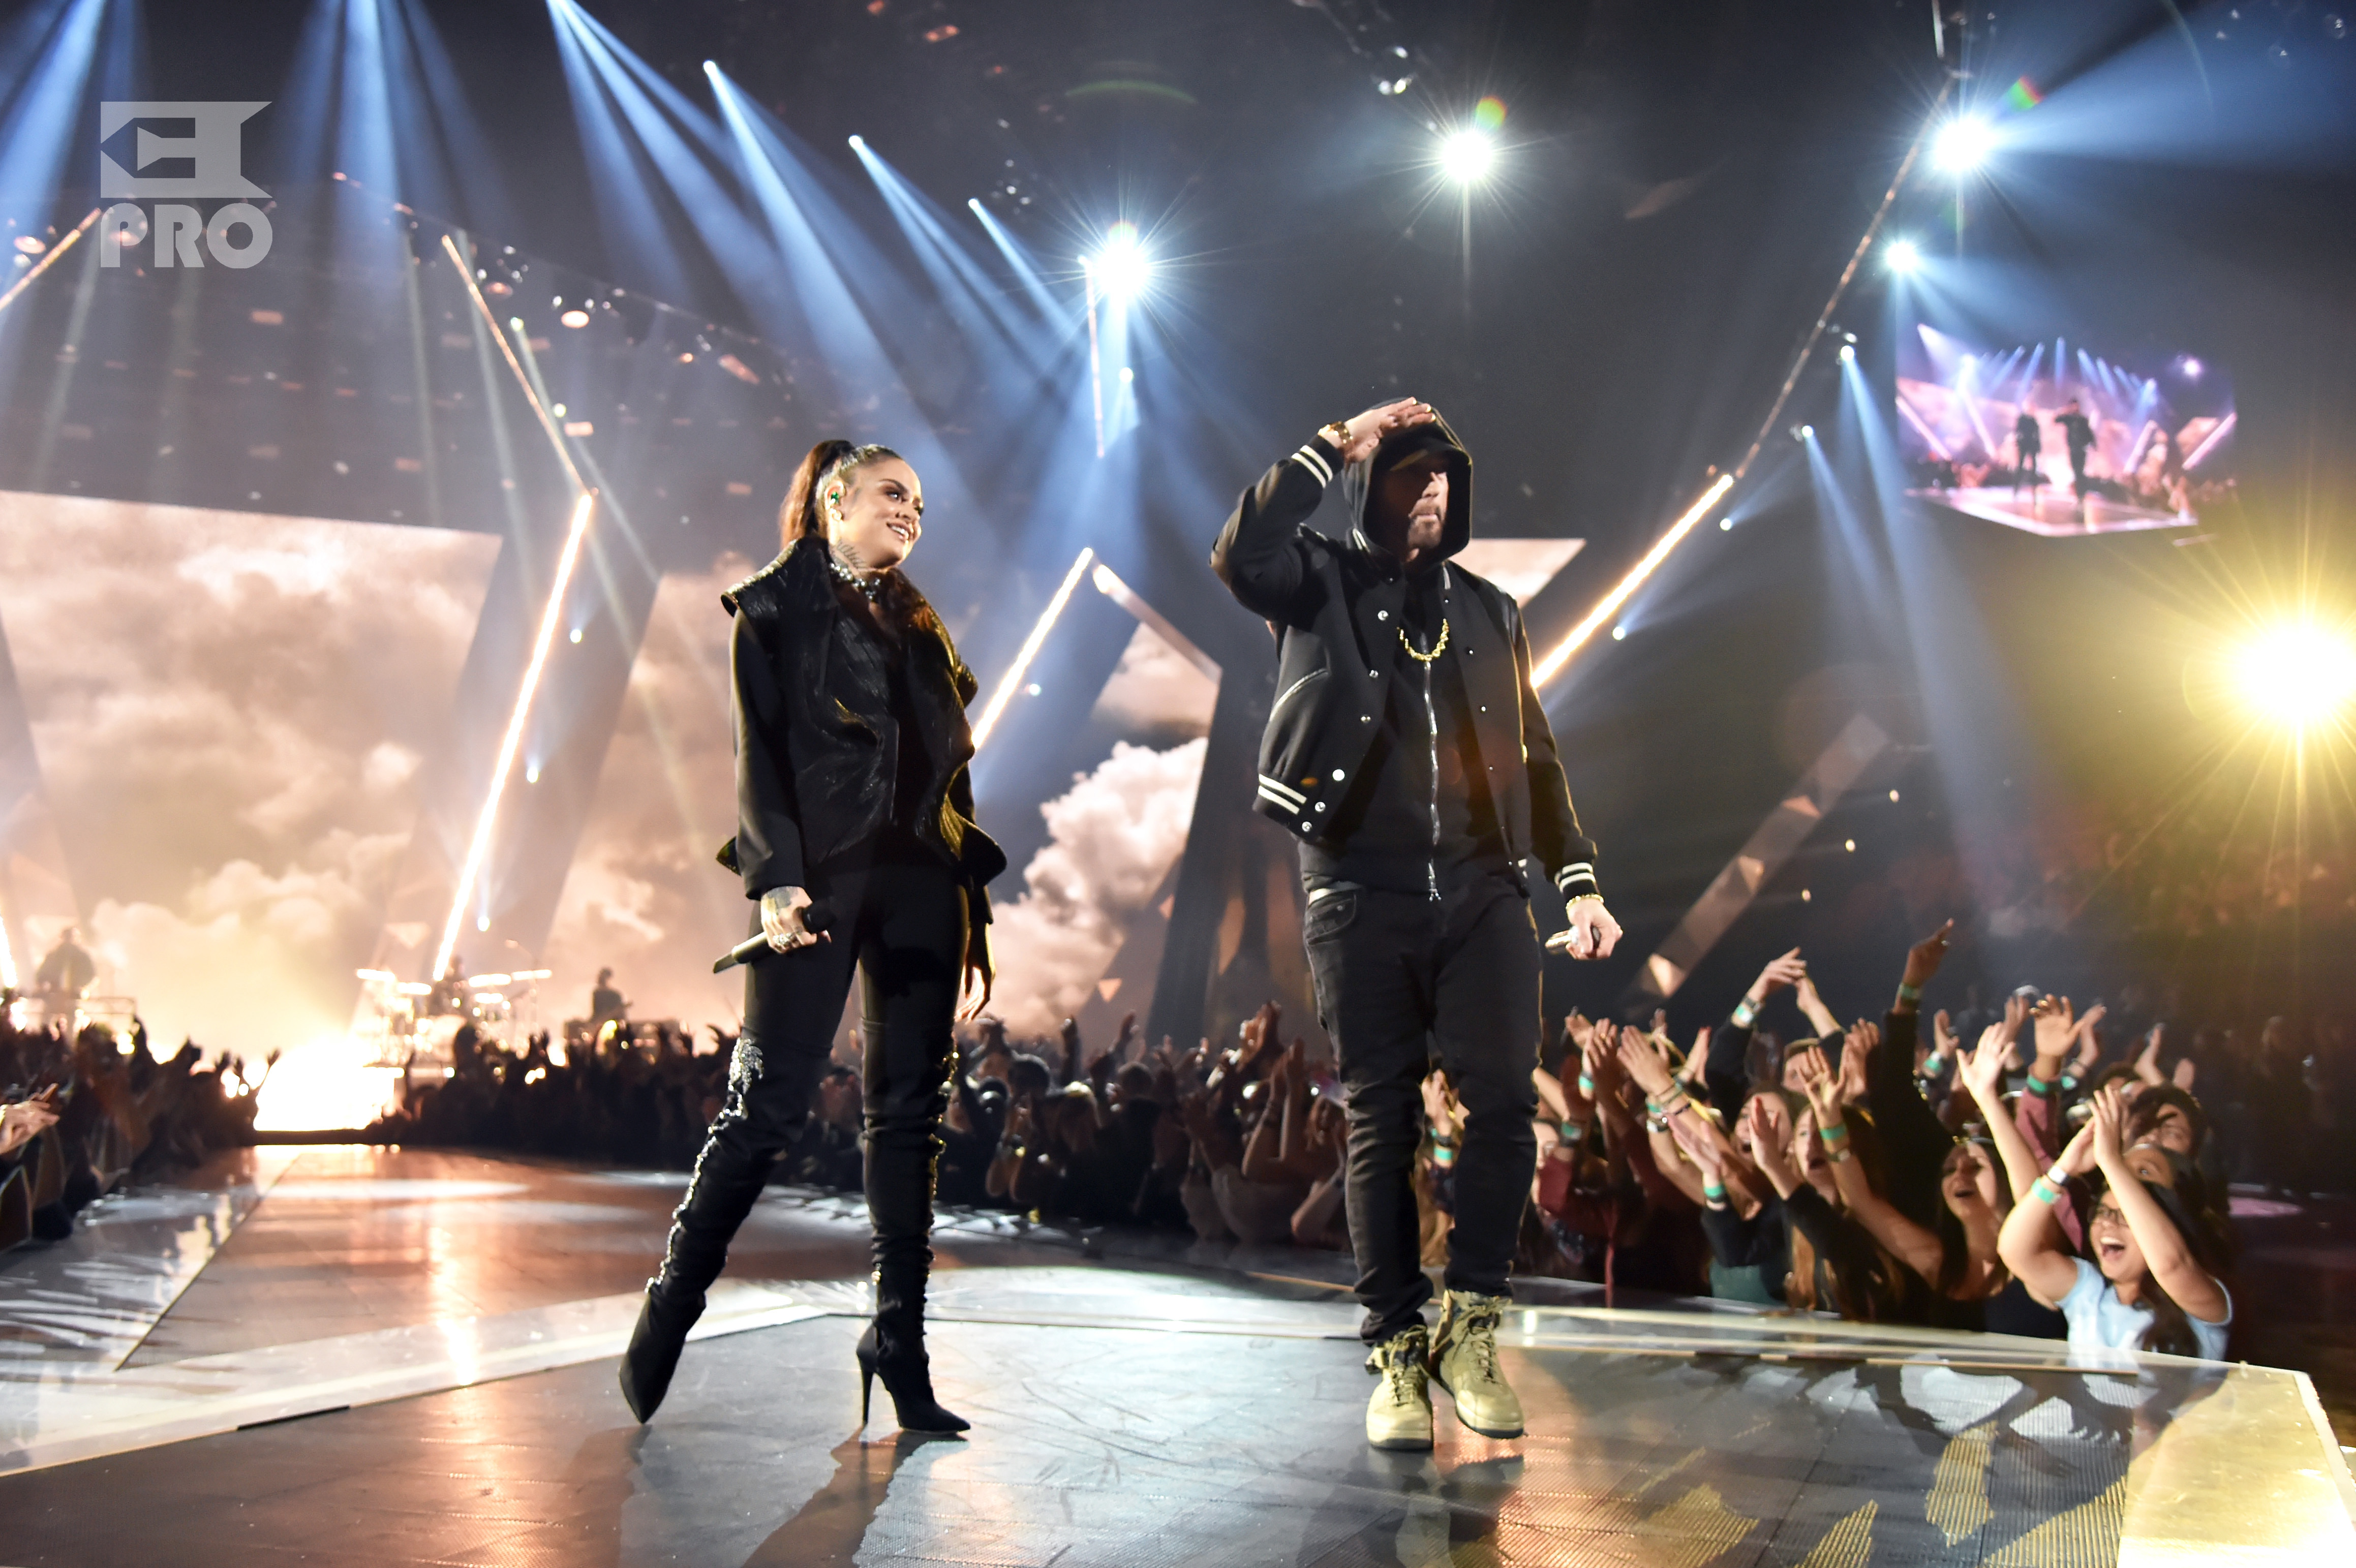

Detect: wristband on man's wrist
1896,980,1923,1004
1701,1179,1728,1200
1559,1120,1585,1144
2024,1074,2051,1095
1730,998,1759,1030
1576,1073,1596,1098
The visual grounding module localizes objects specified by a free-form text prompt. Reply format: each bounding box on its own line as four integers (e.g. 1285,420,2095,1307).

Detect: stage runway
1,1149,2349,1566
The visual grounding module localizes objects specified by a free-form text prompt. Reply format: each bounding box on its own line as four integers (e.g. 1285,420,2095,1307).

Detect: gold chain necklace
1398,619,1449,664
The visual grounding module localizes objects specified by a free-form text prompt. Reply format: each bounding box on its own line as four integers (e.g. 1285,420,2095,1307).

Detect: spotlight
1885,237,1921,274
1440,127,1496,184
2232,622,2356,730
847,134,865,149
1718,517,1732,531
2179,356,2204,380
1933,116,1998,173
1839,343,1856,362
1089,220,1151,303
1611,624,1627,641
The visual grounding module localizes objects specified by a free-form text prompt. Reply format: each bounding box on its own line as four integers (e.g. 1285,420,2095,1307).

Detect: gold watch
1318,420,1352,452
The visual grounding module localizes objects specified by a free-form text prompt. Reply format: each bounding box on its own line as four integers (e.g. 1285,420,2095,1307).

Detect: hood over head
1340,411,1473,566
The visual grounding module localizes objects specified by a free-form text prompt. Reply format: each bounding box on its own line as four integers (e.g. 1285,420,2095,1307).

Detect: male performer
2011,408,2042,495
2054,400,2096,500
1212,398,1621,1451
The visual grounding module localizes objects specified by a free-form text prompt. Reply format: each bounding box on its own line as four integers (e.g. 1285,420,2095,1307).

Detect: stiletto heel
856,1270,967,1434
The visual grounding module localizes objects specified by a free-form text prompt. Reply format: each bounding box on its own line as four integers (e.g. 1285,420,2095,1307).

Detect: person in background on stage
589,968,629,1038
2054,401,2096,502
32,926,95,1033
2010,408,2042,495
1213,397,1622,1452
621,439,1005,1434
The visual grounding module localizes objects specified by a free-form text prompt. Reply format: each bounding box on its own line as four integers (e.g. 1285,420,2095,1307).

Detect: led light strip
1536,80,1951,691
1529,474,1732,688
433,488,598,982
972,547,1095,751
0,207,97,321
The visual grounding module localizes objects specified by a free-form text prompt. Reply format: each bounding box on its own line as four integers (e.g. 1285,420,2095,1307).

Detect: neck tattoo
828,545,885,601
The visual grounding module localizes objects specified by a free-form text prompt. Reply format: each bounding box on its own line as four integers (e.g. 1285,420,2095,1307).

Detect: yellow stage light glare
2232,623,2356,728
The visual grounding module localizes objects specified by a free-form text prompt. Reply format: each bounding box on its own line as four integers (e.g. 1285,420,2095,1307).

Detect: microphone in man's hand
712,902,834,973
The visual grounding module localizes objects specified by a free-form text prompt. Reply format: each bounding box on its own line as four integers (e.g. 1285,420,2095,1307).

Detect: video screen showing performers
1895,320,2233,536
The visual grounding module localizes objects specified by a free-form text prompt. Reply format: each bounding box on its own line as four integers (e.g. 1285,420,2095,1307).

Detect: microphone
712,902,834,973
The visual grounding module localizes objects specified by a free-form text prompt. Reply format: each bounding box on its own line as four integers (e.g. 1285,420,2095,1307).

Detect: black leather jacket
1211,419,1601,903
717,537,1006,925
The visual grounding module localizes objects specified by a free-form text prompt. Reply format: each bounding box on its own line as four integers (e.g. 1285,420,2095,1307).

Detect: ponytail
778,439,903,550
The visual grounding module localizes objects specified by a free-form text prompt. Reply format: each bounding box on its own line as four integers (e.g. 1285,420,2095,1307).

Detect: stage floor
1909,486,2195,538
1,1148,2349,1566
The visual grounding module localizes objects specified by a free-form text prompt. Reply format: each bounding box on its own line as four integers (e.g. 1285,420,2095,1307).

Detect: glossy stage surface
1,1149,2349,1566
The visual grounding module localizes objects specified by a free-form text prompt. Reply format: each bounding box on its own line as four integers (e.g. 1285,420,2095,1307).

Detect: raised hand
1794,972,1841,1040
1999,991,2031,1052
2031,995,2076,1064
1615,1025,1676,1097
2089,1081,2131,1171
1900,919,1955,995
1336,397,1436,464
2134,1025,2167,1087
1959,1025,2009,1108
2054,1116,2100,1180
1932,1008,1960,1058
2072,1003,2106,1071
1746,1094,1801,1194
1789,1045,1842,1124
1748,948,1808,1008
1837,1021,1876,1106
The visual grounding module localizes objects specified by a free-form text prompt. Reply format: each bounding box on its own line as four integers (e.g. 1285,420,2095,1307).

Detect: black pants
655,848,968,1299
1303,874,1542,1343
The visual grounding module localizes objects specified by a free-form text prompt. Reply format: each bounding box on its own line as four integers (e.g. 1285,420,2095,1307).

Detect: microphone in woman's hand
712,902,835,973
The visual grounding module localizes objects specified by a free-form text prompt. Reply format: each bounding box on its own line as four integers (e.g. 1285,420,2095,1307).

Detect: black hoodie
1211,418,1601,905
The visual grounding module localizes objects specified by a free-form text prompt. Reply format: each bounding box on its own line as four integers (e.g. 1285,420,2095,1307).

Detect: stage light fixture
1439,127,1496,184
1885,238,1921,274
1839,344,1856,362
1088,220,1151,303
1933,116,1998,172
2232,622,2356,730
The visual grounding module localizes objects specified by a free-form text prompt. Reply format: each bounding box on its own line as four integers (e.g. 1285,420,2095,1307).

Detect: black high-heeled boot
854,1262,967,1433
619,1282,705,1423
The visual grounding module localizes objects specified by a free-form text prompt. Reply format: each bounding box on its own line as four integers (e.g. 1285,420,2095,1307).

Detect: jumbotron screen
1895,322,2234,530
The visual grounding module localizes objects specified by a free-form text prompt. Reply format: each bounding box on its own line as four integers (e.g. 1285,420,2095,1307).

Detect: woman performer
621,439,1005,1433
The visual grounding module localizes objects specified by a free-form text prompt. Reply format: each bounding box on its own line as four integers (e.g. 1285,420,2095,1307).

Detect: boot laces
1369,1334,1425,1406
1456,1301,1503,1380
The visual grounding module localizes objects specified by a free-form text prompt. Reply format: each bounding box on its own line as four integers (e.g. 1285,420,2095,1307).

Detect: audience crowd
358,909,2354,1365
0,1000,267,1251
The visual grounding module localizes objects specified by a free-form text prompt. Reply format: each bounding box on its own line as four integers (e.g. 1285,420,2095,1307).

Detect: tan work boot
1364,1324,1434,1451
1430,1288,1523,1438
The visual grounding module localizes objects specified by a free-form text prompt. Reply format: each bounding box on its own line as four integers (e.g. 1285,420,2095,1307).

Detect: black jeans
1303,874,1542,1343
655,847,968,1299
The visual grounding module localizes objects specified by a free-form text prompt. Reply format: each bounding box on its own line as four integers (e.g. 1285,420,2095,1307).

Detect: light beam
434,488,598,982
1530,474,1732,688
971,547,1095,750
